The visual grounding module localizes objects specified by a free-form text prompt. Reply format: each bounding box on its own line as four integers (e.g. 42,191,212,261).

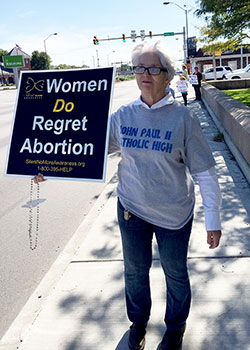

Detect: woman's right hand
33,173,46,184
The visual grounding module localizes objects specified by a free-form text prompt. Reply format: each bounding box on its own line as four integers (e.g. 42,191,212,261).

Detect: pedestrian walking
108,41,222,350
192,66,202,100
166,82,175,98
33,41,222,350
177,74,188,105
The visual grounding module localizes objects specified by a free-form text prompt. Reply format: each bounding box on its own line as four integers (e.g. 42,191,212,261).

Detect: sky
0,0,207,69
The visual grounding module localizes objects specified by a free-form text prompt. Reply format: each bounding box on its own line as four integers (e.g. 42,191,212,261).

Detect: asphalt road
0,79,140,338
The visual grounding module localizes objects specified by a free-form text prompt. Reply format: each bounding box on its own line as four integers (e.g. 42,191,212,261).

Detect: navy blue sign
187,36,197,58
6,67,115,181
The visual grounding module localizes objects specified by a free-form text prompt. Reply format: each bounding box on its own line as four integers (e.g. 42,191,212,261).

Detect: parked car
225,64,250,79
203,66,232,80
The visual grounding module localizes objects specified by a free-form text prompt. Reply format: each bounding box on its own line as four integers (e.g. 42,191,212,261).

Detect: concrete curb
0,86,16,91
0,176,118,350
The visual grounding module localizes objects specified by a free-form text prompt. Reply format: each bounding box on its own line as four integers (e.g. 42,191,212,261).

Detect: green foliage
120,63,132,72
56,64,73,70
55,63,89,69
115,75,135,82
222,88,250,107
213,132,224,142
0,49,8,62
30,51,52,70
195,0,250,52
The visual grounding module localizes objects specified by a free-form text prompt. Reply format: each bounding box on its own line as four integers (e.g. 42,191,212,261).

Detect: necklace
28,179,40,250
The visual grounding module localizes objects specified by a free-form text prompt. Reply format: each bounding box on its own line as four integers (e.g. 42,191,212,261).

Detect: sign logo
24,77,45,99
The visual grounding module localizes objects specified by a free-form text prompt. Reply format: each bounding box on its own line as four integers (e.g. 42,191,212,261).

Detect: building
1,45,31,85
0,64,14,84
189,46,250,73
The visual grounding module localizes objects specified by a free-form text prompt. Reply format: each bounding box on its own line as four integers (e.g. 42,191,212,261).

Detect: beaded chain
28,179,40,250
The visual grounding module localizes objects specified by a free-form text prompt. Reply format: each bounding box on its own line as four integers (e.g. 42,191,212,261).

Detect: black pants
193,85,201,100
181,93,187,105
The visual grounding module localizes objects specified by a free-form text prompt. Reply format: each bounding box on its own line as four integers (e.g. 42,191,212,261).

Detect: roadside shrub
116,75,135,82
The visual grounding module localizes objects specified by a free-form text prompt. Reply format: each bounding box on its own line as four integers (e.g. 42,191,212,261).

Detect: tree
56,64,73,70
195,0,250,53
121,63,132,72
0,49,8,63
30,51,51,70
55,63,89,70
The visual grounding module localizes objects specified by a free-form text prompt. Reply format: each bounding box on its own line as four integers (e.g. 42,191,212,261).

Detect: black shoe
157,326,185,350
128,323,147,350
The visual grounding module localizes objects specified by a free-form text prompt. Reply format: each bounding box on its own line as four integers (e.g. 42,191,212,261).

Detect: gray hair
131,41,175,81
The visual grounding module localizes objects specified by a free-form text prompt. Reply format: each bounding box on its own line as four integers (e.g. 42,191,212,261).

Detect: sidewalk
0,85,16,91
1,87,250,350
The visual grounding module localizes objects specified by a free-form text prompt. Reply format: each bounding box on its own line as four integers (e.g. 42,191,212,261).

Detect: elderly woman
108,41,222,350
34,41,222,350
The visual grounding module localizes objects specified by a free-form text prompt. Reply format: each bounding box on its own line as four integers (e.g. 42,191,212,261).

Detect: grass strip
222,88,250,107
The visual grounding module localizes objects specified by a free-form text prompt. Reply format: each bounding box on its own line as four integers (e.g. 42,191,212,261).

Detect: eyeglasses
133,66,168,75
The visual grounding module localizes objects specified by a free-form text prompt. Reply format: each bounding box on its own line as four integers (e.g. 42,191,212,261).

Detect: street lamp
107,50,115,66
44,32,58,55
163,2,188,63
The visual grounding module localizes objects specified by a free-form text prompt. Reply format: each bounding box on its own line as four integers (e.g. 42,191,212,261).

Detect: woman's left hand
207,230,222,249
33,173,46,184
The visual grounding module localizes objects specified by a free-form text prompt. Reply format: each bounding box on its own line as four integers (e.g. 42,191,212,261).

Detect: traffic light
93,36,99,45
122,34,126,42
149,31,152,39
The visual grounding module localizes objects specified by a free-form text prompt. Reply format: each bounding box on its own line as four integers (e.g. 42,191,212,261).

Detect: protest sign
5,67,115,182
177,79,188,93
188,75,198,85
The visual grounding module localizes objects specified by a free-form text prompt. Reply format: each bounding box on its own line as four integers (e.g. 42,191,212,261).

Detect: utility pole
96,50,100,67
183,26,187,63
213,53,216,80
